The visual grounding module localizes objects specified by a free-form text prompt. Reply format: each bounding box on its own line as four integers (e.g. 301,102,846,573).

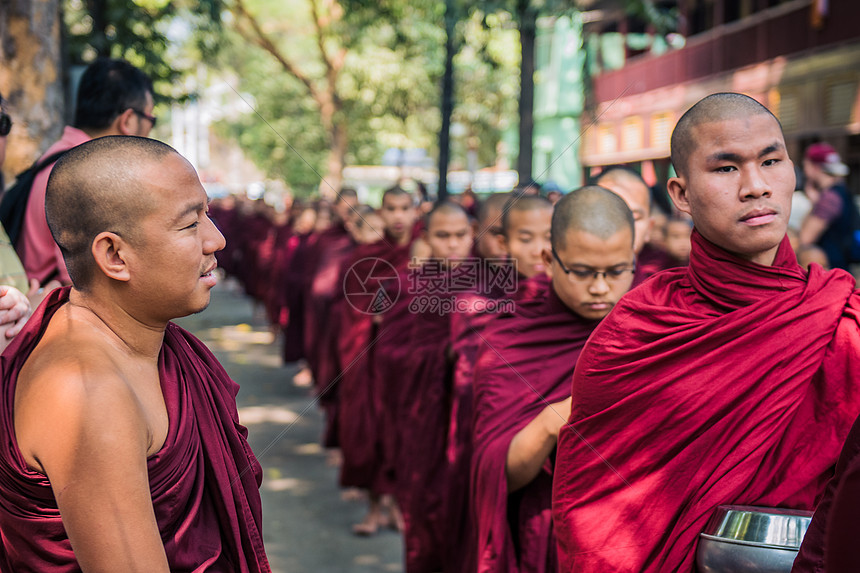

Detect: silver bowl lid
699,505,813,549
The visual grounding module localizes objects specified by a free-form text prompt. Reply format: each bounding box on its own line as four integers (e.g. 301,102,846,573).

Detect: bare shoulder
14,307,149,475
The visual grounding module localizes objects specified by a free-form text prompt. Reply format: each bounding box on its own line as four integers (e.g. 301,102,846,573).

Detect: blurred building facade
579,0,860,194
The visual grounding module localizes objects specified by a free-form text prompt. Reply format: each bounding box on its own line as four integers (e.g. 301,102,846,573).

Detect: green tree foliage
63,0,224,102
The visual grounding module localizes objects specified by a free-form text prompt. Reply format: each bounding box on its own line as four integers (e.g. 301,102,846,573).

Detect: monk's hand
0,285,32,340
544,396,573,439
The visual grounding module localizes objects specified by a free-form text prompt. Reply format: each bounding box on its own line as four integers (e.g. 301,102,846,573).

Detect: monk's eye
607,267,632,278
762,158,780,167
569,268,594,279
715,165,736,173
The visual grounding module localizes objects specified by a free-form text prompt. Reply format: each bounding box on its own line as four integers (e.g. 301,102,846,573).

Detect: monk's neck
67,289,167,360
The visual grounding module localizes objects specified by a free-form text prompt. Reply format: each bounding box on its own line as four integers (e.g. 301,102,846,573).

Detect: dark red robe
0,288,270,572
281,231,314,363
471,286,599,573
337,237,412,490
633,242,683,287
793,406,860,572
303,224,355,446
552,231,860,572
442,266,546,573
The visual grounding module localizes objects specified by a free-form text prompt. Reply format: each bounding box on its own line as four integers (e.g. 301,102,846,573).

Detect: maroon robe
0,288,270,572
633,242,682,287
794,405,860,572
337,237,412,490
282,231,314,363
552,231,860,572
442,265,545,573
472,285,599,573
303,224,355,446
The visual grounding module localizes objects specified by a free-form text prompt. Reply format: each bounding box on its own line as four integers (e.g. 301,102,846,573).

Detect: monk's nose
589,274,610,295
742,166,771,199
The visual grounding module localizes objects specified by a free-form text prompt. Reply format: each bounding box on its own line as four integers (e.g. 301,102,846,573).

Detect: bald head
671,92,781,177
551,185,635,252
46,135,174,288
501,194,552,236
426,201,469,229
477,192,512,225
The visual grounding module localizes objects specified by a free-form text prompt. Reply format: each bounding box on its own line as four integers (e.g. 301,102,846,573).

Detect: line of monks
212,93,860,573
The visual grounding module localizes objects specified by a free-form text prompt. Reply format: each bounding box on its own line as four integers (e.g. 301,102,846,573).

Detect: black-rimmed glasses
0,112,11,137
551,246,635,283
132,109,157,129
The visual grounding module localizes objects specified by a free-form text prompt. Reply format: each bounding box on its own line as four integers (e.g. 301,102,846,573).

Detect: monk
0,136,269,570
472,186,635,573
337,186,416,535
304,188,359,447
442,191,515,573
594,165,678,283
551,92,860,572
375,202,473,572
498,195,552,283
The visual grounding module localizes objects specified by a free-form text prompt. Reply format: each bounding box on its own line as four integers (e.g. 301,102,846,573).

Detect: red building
580,0,860,192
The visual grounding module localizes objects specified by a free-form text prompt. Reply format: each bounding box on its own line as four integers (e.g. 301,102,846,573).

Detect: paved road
175,280,403,573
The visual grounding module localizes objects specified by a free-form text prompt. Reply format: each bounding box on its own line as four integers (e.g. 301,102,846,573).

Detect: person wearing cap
799,142,857,270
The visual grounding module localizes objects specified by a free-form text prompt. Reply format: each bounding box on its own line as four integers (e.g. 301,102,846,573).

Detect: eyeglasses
132,109,157,129
551,247,635,283
0,112,11,137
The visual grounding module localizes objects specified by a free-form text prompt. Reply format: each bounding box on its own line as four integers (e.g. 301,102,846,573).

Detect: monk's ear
495,231,509,256
540,248,554,279
91,231,131,282
667,176,692,217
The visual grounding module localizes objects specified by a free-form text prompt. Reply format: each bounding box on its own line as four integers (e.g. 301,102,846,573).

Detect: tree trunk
0,0,65,185
517,1,537,185
437,0,457,203
321,120,347,198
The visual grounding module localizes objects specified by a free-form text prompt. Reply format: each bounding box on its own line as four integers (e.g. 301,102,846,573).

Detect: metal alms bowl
696,505,813,573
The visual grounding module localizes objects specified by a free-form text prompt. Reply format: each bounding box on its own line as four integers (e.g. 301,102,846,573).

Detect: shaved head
671,92,781,177
426,200,469,229
595,166,651,211
551,185,635,251
501,194,552,236
382,185,412,206
477,192,512,224
46,136,174,288
335,188,359,204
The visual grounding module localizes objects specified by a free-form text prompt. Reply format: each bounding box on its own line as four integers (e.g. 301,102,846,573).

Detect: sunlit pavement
175,278,403,573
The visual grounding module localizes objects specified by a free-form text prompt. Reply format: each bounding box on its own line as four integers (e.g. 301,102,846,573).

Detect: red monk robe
471,283,600,573
793,408,860,571
395,274,452,573
633,242,682,286
337,237,412,490
0,288,270,572
304,223,355,446
282,230,314,363
551,231,860,572
443,264,546,573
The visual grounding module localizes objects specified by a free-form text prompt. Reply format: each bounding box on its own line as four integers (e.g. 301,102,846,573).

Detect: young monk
0,136,269,570
595,166,678,283
373,202,473,572
552,92,860,572
497,195,552,283
442,191,517,573
304,188,359,446
472,186,636,573
337,187,417,535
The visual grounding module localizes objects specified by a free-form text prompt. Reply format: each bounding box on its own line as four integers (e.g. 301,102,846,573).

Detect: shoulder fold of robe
472,287,598,573
0,287,270,572
552,230,860,573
